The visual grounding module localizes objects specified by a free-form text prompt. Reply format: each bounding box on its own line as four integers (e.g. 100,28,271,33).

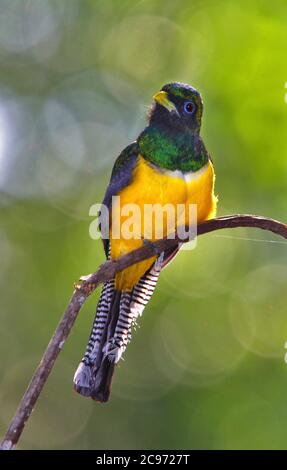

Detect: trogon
74,82,217,402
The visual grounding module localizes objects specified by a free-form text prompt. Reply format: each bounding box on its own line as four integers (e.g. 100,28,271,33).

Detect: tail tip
91,390,110,403
73,362,94,397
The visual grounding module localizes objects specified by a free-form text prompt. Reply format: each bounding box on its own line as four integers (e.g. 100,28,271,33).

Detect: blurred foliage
0,0,287,450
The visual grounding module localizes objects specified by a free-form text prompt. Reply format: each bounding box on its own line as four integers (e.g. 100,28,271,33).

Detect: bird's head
149,82,203,134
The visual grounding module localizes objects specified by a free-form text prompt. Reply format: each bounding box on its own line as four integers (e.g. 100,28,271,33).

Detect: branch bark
1,214,287,450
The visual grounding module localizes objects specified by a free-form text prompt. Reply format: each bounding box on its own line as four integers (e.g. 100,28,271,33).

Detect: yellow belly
110,155,217,290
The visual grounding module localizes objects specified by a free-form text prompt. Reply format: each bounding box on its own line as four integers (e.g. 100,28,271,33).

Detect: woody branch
1,214,287,450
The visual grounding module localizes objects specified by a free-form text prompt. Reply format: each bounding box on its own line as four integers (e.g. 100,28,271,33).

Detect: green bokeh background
1,0,287,450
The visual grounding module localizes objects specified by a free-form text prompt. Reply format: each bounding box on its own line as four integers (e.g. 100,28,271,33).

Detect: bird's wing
101,141,139,257
195,134,212,163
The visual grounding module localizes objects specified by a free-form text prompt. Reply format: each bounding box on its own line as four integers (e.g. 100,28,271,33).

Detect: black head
149,81,203,133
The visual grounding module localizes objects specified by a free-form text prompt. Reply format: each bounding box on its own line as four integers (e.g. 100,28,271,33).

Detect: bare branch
1,214,287,450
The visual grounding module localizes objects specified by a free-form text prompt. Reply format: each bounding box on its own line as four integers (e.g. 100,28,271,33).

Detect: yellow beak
153,91,179,116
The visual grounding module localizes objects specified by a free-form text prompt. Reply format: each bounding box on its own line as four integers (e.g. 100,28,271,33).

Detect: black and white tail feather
73,251,165,402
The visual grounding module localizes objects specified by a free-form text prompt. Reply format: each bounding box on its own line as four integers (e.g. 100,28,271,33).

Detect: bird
73,82,217,402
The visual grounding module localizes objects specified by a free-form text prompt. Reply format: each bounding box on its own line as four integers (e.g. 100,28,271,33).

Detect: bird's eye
184,101,195,114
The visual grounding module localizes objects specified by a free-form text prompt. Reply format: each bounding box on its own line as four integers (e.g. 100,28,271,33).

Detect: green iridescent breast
138,125,208,173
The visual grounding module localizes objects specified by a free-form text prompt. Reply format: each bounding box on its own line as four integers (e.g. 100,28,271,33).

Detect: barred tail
73,253,165,402
73,279,115,397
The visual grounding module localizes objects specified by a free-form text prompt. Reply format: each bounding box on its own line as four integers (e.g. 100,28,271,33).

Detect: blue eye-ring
184,101,195,114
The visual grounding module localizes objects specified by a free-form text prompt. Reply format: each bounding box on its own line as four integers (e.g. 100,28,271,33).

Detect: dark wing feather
101,142,139,257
